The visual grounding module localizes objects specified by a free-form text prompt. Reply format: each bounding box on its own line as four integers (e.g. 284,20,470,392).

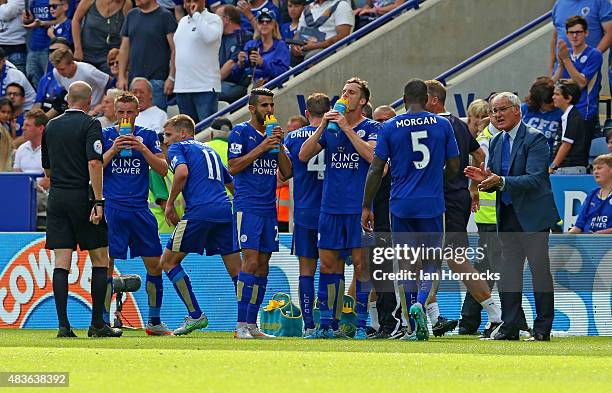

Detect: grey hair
493,92,521,107
67,81,92,103
130,77,153,93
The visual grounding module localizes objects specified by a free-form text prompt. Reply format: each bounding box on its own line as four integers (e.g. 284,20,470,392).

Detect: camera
112,274,142,328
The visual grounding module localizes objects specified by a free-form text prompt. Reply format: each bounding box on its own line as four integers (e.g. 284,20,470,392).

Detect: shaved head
67,81,92,104
373,105,396,122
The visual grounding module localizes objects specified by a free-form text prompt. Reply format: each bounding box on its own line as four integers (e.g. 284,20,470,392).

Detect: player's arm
361,155,385,231
102,134,128,168
124,135,168,176
298,123,324,162
329,111,374,163
165,163,188,226
273,126,292,181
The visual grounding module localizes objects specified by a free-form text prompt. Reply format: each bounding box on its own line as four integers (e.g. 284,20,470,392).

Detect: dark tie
501,132,512,205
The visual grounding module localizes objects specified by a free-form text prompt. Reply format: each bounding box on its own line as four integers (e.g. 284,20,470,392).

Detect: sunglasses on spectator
109,60,119,66
258,19,273,25
49,3,64,9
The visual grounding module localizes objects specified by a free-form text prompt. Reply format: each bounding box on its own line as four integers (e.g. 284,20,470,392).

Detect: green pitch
0,330,610,393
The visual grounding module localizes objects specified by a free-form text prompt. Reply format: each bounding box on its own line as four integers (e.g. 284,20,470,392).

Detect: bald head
373,105,396,122
67,81,93,109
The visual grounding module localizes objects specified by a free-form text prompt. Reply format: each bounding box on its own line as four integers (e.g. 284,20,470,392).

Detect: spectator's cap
257,10,276,23
288,0,306,5
211,117,233,132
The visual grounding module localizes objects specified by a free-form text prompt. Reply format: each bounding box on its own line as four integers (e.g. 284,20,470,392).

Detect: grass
0,330,610,393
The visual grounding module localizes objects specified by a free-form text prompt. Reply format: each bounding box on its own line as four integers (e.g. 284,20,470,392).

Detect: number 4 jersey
375,111,459,219
284,125,324,228
167,138,234,222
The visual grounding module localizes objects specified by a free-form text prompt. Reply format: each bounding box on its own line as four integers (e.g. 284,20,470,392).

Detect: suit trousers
497,203,555,336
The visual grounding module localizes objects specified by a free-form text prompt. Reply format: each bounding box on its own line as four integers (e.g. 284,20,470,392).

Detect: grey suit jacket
488,122,560,232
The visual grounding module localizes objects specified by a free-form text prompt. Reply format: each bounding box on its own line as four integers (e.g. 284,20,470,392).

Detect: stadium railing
195,0,423,132
388,10,553,109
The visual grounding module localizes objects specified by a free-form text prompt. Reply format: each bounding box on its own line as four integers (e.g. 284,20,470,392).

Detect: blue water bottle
264,114,279,153
118,117,132,157
327,96,349,133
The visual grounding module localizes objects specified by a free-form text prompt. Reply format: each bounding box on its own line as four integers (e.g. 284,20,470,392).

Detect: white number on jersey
307,149,326,180
202,149,222,181
411,131,430,169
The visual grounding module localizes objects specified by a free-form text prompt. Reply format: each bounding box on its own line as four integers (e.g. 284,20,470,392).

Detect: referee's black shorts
45,187,108,251
444,188,471,248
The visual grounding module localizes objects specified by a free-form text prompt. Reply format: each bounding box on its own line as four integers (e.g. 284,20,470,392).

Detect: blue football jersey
167,138,233,222
521,103,562,149
102,125,162,210
284,125,324,228
574,187,612,232
319,119,380,215
561,46,602,120
375,112,460,219
228,122,278,217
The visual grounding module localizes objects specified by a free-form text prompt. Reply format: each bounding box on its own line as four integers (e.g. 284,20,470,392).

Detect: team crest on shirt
581,7,590,16
93,140,102,154
240,234,247,243
356,130,365,138
580,56,588,63
337,146,345,153
230,143,242,154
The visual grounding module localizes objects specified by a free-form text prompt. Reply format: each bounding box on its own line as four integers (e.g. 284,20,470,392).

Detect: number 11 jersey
375,112,459,219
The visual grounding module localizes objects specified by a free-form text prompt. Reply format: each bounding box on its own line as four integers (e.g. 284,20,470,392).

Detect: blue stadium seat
589,137,608,163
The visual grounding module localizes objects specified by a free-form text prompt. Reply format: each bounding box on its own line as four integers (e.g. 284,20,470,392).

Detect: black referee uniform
42,108,111,336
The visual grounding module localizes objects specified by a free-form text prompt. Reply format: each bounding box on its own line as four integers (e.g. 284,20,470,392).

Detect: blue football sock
231,275,238,294
146,274,163,326
299,275,315,329
236,272,257,323
246,276,267,324
166,265,201,319
103,277,113,325
417,263,437,307
317,273,336,330
356,279,371,328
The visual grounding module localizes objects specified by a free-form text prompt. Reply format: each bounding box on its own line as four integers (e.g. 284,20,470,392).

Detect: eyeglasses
109,60,119,66
7,92,23,97
566,30,585,36
49,4,64,9
490,105,514,115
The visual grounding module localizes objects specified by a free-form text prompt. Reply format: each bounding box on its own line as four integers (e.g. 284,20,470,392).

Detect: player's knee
241,257,258,274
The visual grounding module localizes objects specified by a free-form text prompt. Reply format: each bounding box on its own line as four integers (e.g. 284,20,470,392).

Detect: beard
254,110,266,126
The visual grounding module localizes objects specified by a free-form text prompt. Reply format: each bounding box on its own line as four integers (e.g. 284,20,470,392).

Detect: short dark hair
6,82,25,97
555,79,581,105
362,102,373,119
223,5,242,25
525,76,554,112
211,117,233,132
248,87,274,105
50,37,73,51
566,15,588,32
345,77,370,104
306,93,330,117
164,114,195,135
0,98,15,113
425,79,446,105
25,109,48,127
403,78,428,106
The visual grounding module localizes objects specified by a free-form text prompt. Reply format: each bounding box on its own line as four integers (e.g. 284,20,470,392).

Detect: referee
42,81,122,338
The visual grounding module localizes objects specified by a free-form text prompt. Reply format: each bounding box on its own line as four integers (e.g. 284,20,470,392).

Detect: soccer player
162,114,242,335
228,88,292,339
284,93,330,336
362,79,460,341
101,92,171,335
299,78,380,339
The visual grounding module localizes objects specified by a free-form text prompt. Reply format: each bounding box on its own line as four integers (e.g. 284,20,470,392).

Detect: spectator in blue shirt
280,0,304,41
553,15,603,143
569,153,612,233
231,11,289,87
22,0,54,87
47,0,73,45
237,0,280,35
521,76,563,164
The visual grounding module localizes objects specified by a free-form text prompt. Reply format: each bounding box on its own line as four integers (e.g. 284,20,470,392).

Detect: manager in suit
465,92,559,341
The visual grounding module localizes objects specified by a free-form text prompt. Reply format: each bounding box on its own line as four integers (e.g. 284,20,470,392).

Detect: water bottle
118,117,132,157
327,96,349,133
264,114,279,153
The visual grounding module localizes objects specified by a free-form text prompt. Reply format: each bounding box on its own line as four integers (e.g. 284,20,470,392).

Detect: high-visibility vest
276,182,290,222
474,126,497,224
148,170,185,234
